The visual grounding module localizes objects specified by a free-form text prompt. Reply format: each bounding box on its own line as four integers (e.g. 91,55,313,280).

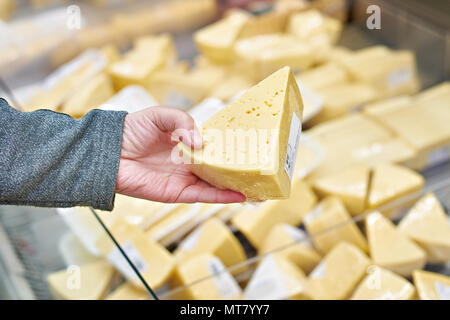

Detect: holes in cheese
351,266,415,300
308,242,371,300
304,196,369,255
47,260,116,300
413,270,450,300
178,66,304,200
398,193,450,263
365,212,426,277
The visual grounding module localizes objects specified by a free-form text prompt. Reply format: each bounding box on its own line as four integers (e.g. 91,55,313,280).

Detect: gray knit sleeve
0,98,127,211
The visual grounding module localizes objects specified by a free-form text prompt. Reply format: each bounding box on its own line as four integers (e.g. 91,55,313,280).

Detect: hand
115,107,246,204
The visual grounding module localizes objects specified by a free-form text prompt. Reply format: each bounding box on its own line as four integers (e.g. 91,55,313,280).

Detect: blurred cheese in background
96,218,175,290
100,85,159,113
244,254,311,300
170,254,243,300
209,74,254,102
413,270,450,300
259,224,321,274
109,34,176,90
105,282,150,300
47,260,116,300
351,266,415,300
308,242,370,300
365,212,426,277
178,67,303,200
304,196,368,254
0,0,14,20
398,193,450,264
232,179,317,249
295,62,348,91
174,218,246,271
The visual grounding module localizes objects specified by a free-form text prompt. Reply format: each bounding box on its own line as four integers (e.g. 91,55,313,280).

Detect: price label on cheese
285,112,302,180
387,68,412,88
108,242,148,280
435,282,450,300
208,257,241,299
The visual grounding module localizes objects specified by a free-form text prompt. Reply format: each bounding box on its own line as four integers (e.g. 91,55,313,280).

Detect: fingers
148,106,202,149
176,180,246,203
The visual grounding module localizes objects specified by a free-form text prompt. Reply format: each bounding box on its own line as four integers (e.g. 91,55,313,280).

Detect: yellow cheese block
100,44,120,66
414,81,450,104
363,94,412,119
231,179,317,248
365,212,426,277
244,254,311,300
351,266,415,300
398,193,450,263
47,260,116,300
105,282,150,300
310,82,379,124
304,196,369,254
61,73,114,118
96,218,175,289
335,45,391,71
293,134,325,179
367,164,424,211
109,34,175,90
170,254,243,300
295,62,348,91
259,223,321,274
178,67,303,200
287,9,342,44
209,74,254,102
308,242,371,300
174,218,246,270
194,11,249,63
0,0,14,20
313,164,370,215
413,270,450,300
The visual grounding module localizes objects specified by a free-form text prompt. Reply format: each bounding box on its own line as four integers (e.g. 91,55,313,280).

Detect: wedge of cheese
367,164,424,211
313,164,370,216
259,224,321,274
295,62,348,91
413,270,450,300
232,179,317,248
178,67,303,200
365,212,426,277
194,11,249,63
287,9,342,44
96,218,175,289
174,218,246,270
304,197,369,254
109,34,175,90
308,242,371,300
244,255,311,300
105,282,150,300
351,266,415,300
47,260,116,300
170,254,243,300
61,73,114,118
398,193,450,263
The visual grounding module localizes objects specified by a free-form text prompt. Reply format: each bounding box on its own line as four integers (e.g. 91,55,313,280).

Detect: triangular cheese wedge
174,218,247,271
413,270,450,300
244,255,311,300
308,242,371,300
312,164,371,215
178,67,304,200
398,193,450,263
231,178,317,248
351,266,415,300
194,11,249,63
259,223,321,274
170,254,243,300
365,212,426,277
105,282,150,300
47,260,115,300
368,164,424,211
304,196,369,254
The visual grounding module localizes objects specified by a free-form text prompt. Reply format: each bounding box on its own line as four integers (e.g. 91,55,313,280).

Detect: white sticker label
435,282,450,300
285,112,302,180
283,225,312,247
108,242,147,280
208,257,242,299
428,146,450,168
387,68,412,88
178,225,203,251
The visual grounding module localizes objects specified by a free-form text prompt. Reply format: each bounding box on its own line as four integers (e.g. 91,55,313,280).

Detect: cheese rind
365,212,426,277
413,270,450,300
398,193,450,263
178,67,303,200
